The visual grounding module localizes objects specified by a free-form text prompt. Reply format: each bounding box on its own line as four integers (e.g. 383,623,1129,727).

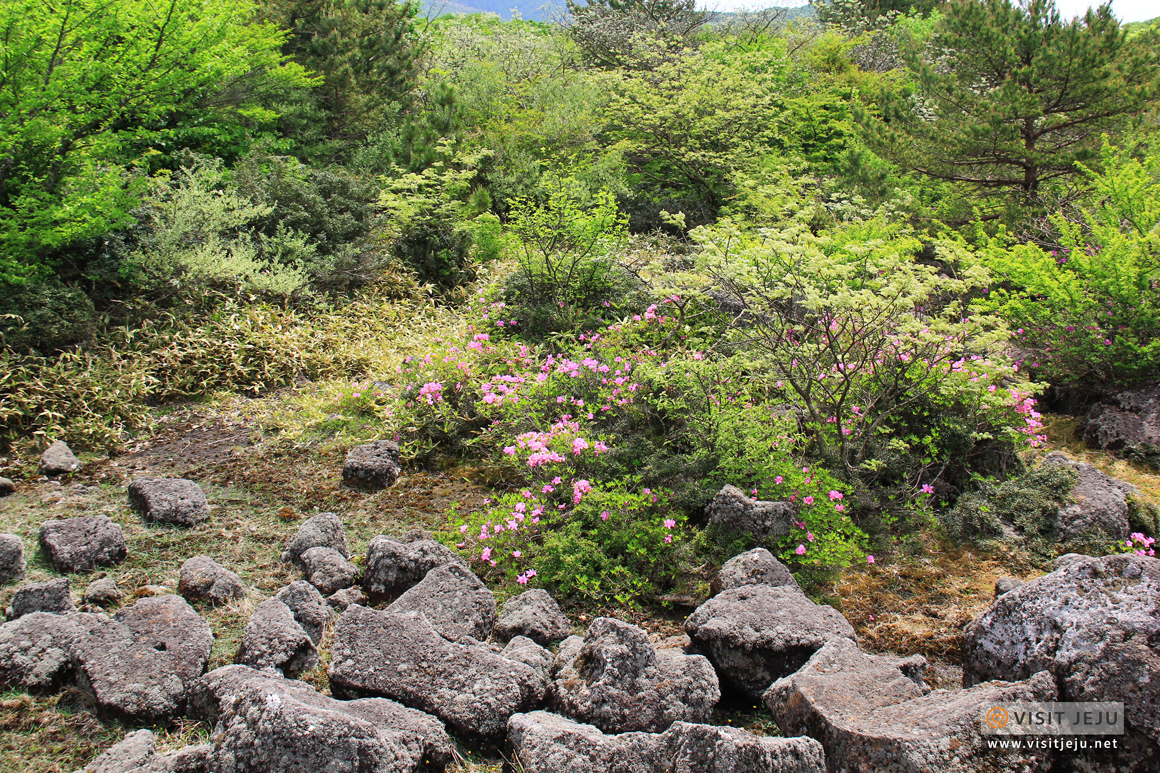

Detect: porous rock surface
274,580,333,644
1039,452,1133,540
962,553,1160,740
328,586,367,611
75,729,210,773
300,545,359,596
189,665,452,773
234,598,316,677
502,635,554,683
362,536,467,601
1085,383,1160,459
550,617,720,734
386,563,496,640
127,478,209,527
8,576,74,620
280,511,349,564
83,577,123,607
343,440,402,489
0,611,94,691
507,710,827,773
766,637,1057,773
39,515,127,573
0,533,25,584
0,477,15,496
329,605,543,740
712,547,800,594
71,595,213,722
40,440,81,475
494,588,572,645
177,556,245,606
705,484,794,540
684,585,855,697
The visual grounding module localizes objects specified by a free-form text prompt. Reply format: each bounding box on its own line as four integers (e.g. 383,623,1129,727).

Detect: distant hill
422,1,815,24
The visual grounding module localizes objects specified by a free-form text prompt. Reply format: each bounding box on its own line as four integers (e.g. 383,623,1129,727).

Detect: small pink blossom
663,519,676,529
795,544,807,555
867,555,875,564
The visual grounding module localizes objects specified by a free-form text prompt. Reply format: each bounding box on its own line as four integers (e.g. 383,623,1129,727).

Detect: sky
700,0,1156,24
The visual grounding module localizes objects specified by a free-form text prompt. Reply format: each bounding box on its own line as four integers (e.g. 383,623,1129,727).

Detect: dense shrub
974,140,1160,388
0,280,98,353
940,463,1077,548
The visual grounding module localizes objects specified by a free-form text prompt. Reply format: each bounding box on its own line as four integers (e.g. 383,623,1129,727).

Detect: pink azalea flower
795,544,807,555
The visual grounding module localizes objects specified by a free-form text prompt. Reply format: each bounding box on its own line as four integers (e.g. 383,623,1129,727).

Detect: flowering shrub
694,215,1045,491
975,140,1160,387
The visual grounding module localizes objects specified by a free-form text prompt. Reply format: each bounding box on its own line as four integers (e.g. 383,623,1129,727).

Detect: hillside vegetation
1,0,1160,769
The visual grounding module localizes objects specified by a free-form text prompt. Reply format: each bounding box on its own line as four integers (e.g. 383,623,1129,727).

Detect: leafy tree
262,0,426,155
0,0,310,285
811,0,938,31
863,0,1160,207
564,0,708,70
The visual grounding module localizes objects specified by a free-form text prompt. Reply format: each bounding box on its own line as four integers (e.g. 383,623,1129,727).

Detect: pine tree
862,0,1160,204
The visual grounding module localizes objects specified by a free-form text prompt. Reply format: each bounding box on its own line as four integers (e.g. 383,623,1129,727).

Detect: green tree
564,0,708,70
0,0,310,284
863,0,1160,208
262,0,426,156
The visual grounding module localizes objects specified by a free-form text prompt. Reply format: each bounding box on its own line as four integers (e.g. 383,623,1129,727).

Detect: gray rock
83,578,123,607
280,512,349,565
994,576,1024,598
1085,383,1160,456
713,548,800,594
127,478,209,527
300,546,359,596
8,577,74,620
0,534,26,585
327,586,367,611
502,635,553,683
362,536,468,601
550,617,720,734
190,664,452,773
766,638,1056,773
329,605,543,740
343,440,402,489
77,729,156,773
553,635,584,676
235,598,316,677
507,711,827,773
963,553,1160,741
0,477,15,496
494,589,572,646
72,596,213,722
705,485,794,540
0,611,91,690
76,728,214,773
274,580,334,644
684,585,855,698
39,515,127,573
40,440,81,476
1039,453,1133,540
386,563,496,640
1054,552,1091,571
177,556,245,606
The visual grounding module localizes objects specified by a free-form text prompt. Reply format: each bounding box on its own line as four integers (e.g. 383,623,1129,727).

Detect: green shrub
974,139,1160,387
0,280,98,353
940,463,1077,548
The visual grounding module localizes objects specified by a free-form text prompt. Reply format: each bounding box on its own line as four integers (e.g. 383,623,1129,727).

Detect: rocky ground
1,393,1158,773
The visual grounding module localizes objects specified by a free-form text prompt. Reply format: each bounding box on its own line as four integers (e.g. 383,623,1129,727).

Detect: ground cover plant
2,0,1160,770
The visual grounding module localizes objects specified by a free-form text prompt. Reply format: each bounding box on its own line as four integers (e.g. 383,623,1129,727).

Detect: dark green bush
940,463,1077,547
0,280,98,353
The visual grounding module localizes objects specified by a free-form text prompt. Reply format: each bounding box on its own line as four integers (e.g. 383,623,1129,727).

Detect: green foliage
377,144,499,289
0,281,97,353
940,462,1077,549
123,161,314,303
0,0,311,283
863,0,1160,209
974,140,1160,386
694,213,1042,491
504,177,643,336
565,0,708,70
